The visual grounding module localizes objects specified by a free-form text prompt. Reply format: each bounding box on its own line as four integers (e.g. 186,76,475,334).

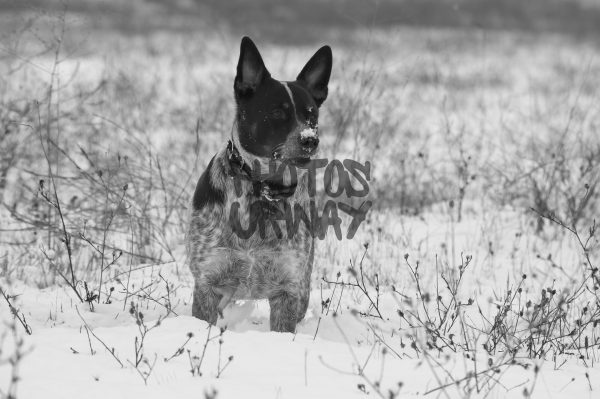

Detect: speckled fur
187,146,315,332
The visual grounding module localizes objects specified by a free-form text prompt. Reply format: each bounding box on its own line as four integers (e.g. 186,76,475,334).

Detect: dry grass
1,3,600,397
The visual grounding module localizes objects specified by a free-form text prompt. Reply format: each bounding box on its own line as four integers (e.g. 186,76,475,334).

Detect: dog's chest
188,166,313,298
220,178,313,261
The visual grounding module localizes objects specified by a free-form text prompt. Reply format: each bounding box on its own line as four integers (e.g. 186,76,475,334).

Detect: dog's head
232,36,332,167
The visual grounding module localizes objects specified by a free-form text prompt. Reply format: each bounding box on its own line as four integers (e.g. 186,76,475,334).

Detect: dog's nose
300,135,319,150
299,128,319,152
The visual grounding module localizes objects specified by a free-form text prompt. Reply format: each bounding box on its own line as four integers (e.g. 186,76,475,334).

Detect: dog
187,36,332,332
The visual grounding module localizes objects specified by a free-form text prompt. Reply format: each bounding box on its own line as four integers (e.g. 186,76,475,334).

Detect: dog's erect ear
234,36,270,97
296,45,332,107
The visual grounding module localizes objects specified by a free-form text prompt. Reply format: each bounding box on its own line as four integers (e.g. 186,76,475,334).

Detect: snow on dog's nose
299,127,319,152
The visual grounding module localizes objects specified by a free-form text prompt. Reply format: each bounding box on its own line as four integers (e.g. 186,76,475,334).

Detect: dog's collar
226,140,254,180
226,140,297,201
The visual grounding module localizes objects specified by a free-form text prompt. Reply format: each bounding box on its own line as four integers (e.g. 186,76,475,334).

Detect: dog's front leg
269,291,300,333
296,241,315,324
192,281,221,325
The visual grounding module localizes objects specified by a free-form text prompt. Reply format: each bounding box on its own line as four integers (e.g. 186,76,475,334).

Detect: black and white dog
187,37,332,332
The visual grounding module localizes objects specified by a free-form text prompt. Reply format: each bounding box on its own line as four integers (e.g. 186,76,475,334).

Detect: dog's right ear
296,45,332,107
234,36,270,97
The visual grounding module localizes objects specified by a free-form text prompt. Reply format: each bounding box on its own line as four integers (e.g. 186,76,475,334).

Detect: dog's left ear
235,36,271,97
297,45,332,107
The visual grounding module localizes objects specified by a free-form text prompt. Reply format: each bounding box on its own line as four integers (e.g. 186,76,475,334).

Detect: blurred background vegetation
1,0,600,282
1,0,600,44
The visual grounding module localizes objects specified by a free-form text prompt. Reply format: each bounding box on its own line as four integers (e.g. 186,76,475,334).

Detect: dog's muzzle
299,127,319,153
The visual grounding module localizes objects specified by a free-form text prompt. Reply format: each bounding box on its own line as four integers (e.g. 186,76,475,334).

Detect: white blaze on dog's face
233,37,332,166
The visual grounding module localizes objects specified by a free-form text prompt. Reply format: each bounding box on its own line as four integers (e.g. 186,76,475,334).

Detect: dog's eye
270,108,286,119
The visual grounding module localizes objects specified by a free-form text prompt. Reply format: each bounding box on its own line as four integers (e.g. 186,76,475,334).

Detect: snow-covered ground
2,205,600,399
4,291,600,399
